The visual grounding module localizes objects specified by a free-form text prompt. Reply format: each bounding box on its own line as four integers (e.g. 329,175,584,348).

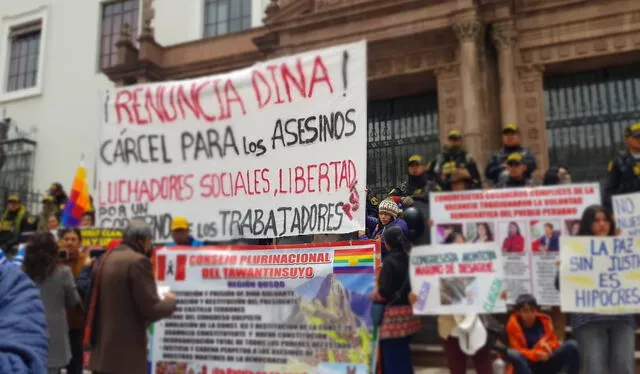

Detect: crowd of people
0,121,638,374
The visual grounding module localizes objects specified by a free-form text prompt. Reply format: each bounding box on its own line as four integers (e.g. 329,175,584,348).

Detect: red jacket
502,234,524,252
505,312,559,374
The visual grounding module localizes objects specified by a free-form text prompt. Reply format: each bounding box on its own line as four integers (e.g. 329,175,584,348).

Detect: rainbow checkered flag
61,163,91,227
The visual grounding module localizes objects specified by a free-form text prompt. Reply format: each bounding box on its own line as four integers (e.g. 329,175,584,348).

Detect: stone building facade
105,0,640,193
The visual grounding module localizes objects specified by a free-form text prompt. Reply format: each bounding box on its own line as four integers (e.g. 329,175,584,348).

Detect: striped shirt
0,245,25,266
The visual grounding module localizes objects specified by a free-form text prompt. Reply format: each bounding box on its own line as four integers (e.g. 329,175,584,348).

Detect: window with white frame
99,0,139,70
6,22,41,93
203,0,252,38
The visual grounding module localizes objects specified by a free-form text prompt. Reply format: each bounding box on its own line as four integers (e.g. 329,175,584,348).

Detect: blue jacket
360,217,409,258
0,245,26,266
0,264,48,373
165,236,204,247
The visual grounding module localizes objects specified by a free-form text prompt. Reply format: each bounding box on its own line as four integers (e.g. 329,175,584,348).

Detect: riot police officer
495,153,534,188
0,194,36,249
389,154,441,200
432,130,481,189
485,124,537,185
604,122,640,210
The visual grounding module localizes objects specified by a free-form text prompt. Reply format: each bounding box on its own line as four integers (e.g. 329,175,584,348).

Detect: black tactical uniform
494,153,534,188
604,123,640,210
485,124,537,185
432,130,482,189
0,195,37,249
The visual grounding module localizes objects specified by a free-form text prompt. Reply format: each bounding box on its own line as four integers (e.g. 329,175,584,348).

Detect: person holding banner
86,219,177,374
166,216,203,247
359,198,408,258
569,205,636,374
505,294,579,374
372,225,420,373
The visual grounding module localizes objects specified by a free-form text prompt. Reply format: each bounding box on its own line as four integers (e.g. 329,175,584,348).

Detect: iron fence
544,65,640,184
367,93,441,199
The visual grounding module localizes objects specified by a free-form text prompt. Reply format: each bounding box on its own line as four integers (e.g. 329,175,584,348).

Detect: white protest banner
429,183,600,305
613,192,640,236
410,243,505,315
149,242,378,374
97,42,367,241
560,236,640,314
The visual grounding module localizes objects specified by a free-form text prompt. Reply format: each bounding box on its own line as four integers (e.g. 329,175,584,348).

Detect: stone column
492,20,518,126
516,65,548,181
453,18,486,165
434,64,463,146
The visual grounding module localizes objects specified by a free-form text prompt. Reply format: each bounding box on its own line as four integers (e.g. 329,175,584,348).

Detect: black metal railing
367,93,440,198
544,65,640,184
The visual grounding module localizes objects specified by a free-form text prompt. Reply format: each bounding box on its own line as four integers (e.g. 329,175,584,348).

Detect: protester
371,225,420,374
58,227,87,374
505,294,579,374
38,195,59,231
0,194,37,248
446,168,476,191
542,166,572,186
166,216,204,247
80,211,95,228
603,122,640,210
86,219,177,374
571,205,635,374
49,183,68,212
485,124,537,185
360,198,408,258
23,231,82,374
439,224,493,374
432,130,481,189
495,153,533,188
0,261,48,373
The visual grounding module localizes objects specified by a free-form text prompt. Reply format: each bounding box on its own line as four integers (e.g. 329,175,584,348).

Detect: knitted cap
378,198,400,219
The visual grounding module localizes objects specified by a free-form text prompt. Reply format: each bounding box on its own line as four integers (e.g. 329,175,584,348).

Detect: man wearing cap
0,194,36,248
604,122,640,210
49,182,68,211
37,195,59,231
432,130,482,189
166,216,204,247
389,154,441,199
486,124,537,185
495,153,533,188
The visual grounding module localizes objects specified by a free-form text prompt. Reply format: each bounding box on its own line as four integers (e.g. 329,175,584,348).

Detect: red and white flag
156,254,187,281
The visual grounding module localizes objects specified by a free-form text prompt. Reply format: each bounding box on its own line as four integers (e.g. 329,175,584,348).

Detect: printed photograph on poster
530,220,561,253
436,224,464,244
565,219,581,236
500,221,526,254
466,222,495,243
439,276,479,306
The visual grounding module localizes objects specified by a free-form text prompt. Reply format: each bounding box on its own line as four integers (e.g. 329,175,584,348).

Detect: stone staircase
411,316,640,373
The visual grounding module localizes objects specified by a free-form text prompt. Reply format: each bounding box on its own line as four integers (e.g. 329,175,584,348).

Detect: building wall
0,0,268,196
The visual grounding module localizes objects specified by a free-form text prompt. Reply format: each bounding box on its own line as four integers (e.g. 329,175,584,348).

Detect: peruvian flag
156,254,187,281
